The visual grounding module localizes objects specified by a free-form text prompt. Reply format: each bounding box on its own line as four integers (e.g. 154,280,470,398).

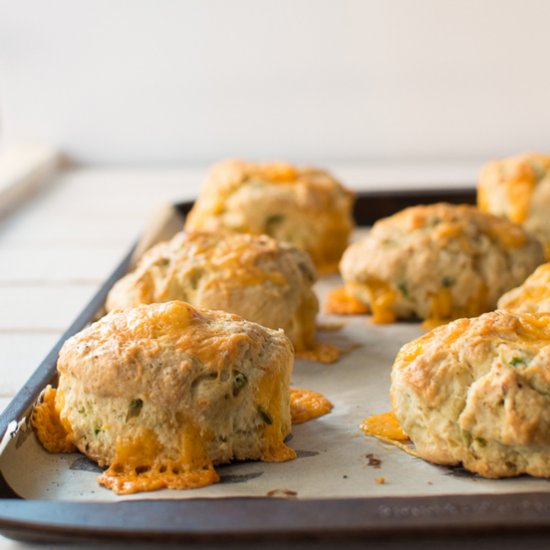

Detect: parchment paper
2,214,550,501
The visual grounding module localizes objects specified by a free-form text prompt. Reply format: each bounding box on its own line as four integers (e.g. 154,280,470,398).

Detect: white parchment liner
2,210,550,501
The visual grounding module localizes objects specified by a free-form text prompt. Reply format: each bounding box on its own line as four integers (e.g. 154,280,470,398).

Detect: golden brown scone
478,153,550,255
338,203,544,325
35,301,295,494
184,160,355,273
498,263,550,314
106,231,319,353
391,310,550,478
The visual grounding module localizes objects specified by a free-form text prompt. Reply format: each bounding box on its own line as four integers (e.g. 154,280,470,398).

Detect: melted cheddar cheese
324,286,370,315
291,294,319,353
99,425,219,495
295,342,341,364
423,284,489,329
360,411,409,441
423,288,454,328
193,233,289,288
360,412,422,459
32,385,221,495
290,388,333,424
87,302,254,374
32,386,75,453
180,232,290,288
506,178,534,224
365,280,396,324
324,282,397,324
256,371,296,462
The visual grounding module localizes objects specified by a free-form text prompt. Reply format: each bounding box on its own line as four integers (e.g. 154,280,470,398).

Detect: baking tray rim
9,186,550,542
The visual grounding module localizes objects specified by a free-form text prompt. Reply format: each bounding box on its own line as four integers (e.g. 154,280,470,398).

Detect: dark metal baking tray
7,187,550,546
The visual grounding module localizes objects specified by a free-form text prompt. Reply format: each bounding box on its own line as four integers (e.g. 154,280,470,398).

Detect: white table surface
0,161,479,549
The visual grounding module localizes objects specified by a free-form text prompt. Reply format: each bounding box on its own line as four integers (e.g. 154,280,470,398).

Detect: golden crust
106,231,319,352
50,301,295,494
339,203,544,324
498,263,550,314
391,310,550,478
478,153,550,250
184,160,355,273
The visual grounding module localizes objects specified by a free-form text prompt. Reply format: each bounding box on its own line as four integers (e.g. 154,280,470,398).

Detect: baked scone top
391,310,550,478
106,231,319,352
184,160,355,273
59,301,274,396
498,262,550,314
339,203,544,325
478,153,550,224
186,159,350,214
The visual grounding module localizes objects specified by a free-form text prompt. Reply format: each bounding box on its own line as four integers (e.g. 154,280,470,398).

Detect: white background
1,0,550,166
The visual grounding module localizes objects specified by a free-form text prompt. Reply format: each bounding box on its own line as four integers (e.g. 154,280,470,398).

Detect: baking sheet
3,276,550,502
2,209,550,502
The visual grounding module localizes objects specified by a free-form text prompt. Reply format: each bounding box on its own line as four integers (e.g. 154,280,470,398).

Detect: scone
33,301,295,494
391,310,550,478
106,231,319,354
337,203,544,325
498,263,550,314
184,160,355,273
478,153,550,255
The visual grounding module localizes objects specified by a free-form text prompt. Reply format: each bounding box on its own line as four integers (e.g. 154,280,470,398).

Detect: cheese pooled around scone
106,231,319,354
337,203,544,325
478,153,550,255
33,301,295,494
184,160,355,273
391,310,550,478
